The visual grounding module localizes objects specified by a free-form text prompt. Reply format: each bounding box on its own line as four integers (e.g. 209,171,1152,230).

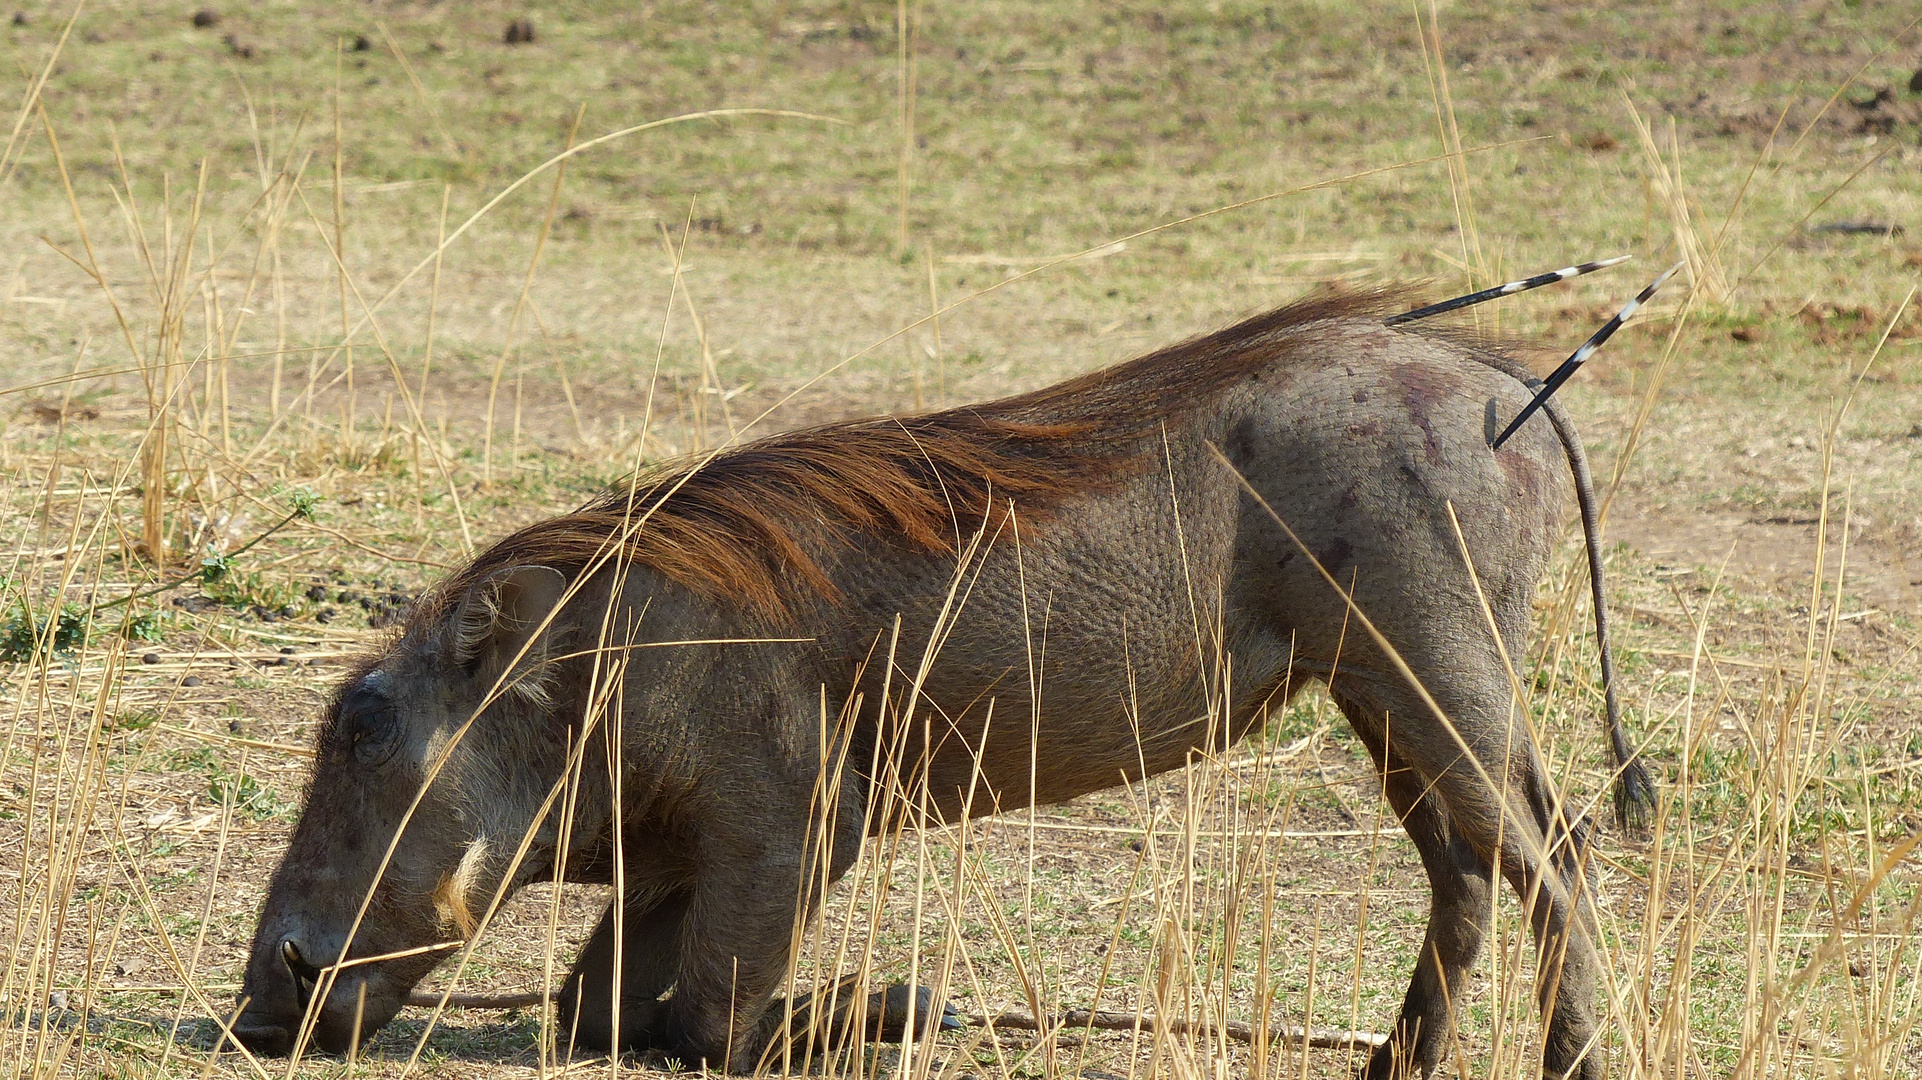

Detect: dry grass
4,1,1922,1078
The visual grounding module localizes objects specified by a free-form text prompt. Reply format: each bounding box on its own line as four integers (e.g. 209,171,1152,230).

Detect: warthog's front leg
555,888,690,1057
771,977,963,1064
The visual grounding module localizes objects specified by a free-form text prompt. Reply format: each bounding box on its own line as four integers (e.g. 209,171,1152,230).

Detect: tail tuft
1612,755,1658,832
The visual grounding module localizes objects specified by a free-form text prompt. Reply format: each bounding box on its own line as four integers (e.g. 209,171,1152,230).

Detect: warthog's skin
235,294,1641,1079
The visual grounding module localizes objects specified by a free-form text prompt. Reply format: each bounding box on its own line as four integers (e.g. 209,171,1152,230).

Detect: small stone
142,652,161,665
48,990,67,1011
181,676,203,688
191,8,219,28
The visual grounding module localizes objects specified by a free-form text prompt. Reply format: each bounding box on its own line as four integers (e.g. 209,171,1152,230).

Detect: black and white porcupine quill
1489,260,1687,450
1385,254,1632,326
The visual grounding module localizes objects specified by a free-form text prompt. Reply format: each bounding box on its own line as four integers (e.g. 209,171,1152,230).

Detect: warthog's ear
452,564,569,675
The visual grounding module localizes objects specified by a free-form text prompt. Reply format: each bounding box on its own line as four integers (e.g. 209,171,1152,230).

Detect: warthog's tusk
1386,254,1631,325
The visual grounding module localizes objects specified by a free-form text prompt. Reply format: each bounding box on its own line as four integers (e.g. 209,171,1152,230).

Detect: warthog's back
803,317,1568,819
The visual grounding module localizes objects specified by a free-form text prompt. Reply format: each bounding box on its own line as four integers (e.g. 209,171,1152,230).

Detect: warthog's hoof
869,983,964,1038
783,980,962,1052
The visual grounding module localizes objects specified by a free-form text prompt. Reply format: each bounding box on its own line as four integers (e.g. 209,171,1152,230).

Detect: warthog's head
234,565,579,1056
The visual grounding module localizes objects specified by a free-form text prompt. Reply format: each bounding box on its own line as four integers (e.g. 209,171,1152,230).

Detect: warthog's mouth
230,1013,298,1057
231,944,399,1057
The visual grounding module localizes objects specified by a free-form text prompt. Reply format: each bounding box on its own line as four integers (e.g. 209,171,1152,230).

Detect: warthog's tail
1455,349,1657,830
1397,260,1678,826
1539,396,1657,830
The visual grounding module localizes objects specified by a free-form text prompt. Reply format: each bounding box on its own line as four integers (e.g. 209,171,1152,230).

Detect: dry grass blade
0,0,82,183
373,22,461,157
1625,92,1727,305
1415,0,1487,300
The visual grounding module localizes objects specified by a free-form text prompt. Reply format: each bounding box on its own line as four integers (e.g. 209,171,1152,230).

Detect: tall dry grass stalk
896,0,919,258
1624,93,1729,306
1415,0,1487,302
483,107,585,484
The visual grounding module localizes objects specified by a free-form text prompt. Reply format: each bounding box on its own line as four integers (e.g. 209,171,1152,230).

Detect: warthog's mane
427,287,1473,621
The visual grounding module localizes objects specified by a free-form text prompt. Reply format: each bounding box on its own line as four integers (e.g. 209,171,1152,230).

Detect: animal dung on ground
503,17,536,45
190,8,219,28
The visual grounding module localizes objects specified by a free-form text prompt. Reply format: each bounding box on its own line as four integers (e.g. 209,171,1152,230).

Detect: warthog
235,290,1651,1079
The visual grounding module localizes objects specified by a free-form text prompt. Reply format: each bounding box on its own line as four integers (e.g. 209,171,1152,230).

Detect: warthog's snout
232,934,406,1057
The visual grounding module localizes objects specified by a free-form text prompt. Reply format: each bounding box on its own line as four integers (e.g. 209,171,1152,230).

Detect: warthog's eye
341,679,402,767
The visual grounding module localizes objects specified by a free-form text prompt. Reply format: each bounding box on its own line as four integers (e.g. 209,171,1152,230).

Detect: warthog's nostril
280,939,322,1009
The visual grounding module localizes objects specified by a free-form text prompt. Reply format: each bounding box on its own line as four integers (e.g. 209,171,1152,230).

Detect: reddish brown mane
433,288,1431,620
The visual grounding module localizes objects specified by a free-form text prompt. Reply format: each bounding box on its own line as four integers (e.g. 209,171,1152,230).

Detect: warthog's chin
232,971,405,1057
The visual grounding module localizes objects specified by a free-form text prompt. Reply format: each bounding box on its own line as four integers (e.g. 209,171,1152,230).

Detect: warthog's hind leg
1335,691,1495,1079
1335,675,1602,1080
